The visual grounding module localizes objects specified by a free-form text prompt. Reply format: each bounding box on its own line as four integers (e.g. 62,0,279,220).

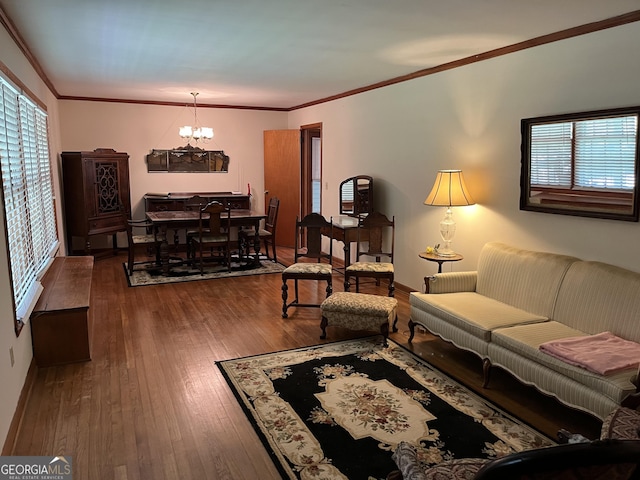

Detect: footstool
320,292,399,346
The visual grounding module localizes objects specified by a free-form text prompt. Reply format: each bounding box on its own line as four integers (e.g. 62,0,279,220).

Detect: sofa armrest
601,407,640,440
391,442,488,480
426,271,477,294
391,442,428,480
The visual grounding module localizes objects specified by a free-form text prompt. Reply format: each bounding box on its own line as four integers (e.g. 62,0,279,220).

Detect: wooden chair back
265,196,280,235
185,195,207,211
123,210,160,275
294,213,332,264
199,201,229,237
356,211,394,263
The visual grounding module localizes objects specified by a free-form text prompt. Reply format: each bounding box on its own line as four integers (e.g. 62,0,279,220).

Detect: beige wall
2,18,640,447
289,21,640,290
58,101,287,243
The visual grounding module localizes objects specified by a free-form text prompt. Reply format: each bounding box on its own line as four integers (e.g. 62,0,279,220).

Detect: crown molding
2,5,639,112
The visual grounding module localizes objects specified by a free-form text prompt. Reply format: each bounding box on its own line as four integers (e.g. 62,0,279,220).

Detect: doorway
301,123,322,218
264,125,322,249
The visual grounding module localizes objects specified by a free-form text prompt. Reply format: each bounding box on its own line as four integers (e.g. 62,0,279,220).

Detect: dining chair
125,214,162,276
281,213,333,318
344,211,395,297
239,196,280,263
191,201,232,274
184,195,208,258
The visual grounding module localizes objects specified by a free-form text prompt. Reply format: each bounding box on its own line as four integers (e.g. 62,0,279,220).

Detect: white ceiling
2,0,639,109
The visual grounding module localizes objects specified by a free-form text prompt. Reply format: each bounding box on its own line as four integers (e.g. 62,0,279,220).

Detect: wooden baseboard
2,358,37,455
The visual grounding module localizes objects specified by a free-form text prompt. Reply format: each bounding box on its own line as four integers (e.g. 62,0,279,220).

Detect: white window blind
0,77,58,328
530,122,572,187
530,114,638,192
574,116,637,190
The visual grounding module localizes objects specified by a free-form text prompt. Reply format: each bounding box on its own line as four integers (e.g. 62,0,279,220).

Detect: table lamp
424,169,474,256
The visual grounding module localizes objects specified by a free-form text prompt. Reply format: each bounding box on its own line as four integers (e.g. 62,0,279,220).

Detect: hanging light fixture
179,92,214,143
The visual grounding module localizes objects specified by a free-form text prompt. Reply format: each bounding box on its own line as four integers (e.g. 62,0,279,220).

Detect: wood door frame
301,123,322,219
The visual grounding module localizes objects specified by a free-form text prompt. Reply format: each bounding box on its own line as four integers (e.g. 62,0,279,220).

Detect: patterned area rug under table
217,337,554,480
124,259,285,287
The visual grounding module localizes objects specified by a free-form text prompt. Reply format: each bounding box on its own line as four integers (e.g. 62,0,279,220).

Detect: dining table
146,209,267,275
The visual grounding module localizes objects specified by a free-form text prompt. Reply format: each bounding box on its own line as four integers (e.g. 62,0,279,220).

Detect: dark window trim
520,106,640,222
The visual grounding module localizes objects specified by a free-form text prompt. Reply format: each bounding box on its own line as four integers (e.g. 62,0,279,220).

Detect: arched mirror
340,175,374,216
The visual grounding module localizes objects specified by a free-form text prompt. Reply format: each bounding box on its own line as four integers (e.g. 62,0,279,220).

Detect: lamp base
437,207,458,258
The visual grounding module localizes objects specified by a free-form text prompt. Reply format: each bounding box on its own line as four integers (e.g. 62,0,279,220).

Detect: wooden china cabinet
62,148,131,255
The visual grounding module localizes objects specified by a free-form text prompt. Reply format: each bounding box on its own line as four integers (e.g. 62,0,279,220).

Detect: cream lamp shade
424,170,474,256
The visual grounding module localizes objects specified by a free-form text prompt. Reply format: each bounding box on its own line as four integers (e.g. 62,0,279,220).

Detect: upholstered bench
320,292,398,346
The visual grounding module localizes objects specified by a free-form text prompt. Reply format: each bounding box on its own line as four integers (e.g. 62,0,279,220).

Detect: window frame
0,74,59,336
520,106,640,222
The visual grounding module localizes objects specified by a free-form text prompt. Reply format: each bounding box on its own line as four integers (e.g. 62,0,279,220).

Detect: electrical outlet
9,346,14,367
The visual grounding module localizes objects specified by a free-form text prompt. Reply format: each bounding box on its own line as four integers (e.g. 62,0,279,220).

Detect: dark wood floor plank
9,248,601,480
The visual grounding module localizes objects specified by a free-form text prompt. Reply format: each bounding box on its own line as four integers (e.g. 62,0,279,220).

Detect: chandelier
179,92,213,143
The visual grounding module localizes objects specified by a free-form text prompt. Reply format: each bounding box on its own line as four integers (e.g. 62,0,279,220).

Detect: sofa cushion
476,242,578,318
492,322,637,403
411,292,548,342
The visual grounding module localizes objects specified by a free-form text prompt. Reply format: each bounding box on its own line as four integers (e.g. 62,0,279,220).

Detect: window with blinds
530,122,572,188
574,116,637,190
0,76,59,335
521,106,640,221
530,115,637,191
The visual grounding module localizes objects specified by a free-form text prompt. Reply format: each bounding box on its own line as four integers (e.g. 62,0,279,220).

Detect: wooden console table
322,216,369,272
144,192,250,212
30,256,94,367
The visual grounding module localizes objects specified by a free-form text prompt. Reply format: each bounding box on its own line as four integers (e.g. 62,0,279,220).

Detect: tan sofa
409,242,640,420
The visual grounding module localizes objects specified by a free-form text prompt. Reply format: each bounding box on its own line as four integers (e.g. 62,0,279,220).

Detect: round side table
419,251,463,273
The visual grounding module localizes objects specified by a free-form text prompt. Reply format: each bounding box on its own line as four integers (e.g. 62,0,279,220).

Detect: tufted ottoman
320,292,398,346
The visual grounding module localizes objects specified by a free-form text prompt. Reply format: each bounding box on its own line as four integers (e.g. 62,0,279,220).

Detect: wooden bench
30,256,94,367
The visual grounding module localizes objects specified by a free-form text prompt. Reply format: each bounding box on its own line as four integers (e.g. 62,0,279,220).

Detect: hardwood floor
8,248,601,479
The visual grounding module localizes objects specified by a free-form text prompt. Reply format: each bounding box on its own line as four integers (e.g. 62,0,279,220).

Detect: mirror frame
520,106,640,222
340,175,373,216
146,146,230,173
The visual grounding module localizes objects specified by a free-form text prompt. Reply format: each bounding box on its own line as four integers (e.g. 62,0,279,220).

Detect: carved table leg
158,224,170,276
281,281,289,318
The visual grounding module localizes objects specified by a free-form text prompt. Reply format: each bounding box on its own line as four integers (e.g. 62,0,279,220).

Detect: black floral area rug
124,259,285,287
217,337,554,480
